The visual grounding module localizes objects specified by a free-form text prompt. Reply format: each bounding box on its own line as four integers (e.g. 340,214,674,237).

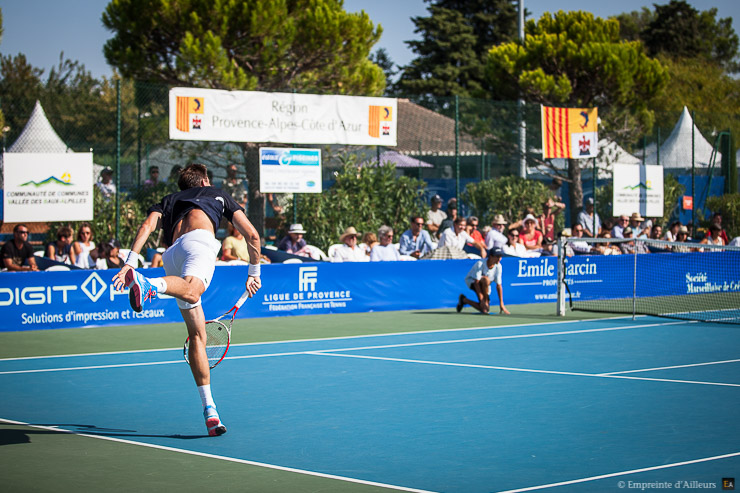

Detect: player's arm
112,211,161,291
231,210,262,296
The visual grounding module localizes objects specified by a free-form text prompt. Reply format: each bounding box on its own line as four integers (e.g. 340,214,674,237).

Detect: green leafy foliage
705,194,740,238
285,160,427,252
461,176,560,229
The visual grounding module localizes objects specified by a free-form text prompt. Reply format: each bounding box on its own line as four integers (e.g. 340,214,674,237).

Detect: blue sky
0,0,738,80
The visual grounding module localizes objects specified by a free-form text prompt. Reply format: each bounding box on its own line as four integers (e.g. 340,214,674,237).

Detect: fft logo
298,266,318,292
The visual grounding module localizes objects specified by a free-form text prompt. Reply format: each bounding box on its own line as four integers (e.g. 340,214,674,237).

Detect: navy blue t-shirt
148,186,243,247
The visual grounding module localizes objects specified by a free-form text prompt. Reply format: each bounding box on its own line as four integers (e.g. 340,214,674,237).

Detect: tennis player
112,163,262,436
456,247,510,315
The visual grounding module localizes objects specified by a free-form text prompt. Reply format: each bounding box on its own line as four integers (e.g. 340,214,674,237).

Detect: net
557,236,740,324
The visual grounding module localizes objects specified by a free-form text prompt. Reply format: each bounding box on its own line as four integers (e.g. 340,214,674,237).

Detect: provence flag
176,96,204,132
541,106,598,159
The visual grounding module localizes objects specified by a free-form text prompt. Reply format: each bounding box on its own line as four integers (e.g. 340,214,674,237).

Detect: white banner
169,87,397,146
612,163,664,218
260,148,322,194
3,153,94,222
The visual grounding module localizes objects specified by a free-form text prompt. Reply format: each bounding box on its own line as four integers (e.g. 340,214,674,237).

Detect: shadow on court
0,424,207,445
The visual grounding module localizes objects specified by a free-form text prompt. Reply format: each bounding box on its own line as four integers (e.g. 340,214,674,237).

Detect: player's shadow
0,423,208,445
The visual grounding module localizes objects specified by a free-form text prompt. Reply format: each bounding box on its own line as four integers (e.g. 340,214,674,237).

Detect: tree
102,0,386,234
396,0,519,104
0,54,43,146
487,11,667,224
369,48,398,96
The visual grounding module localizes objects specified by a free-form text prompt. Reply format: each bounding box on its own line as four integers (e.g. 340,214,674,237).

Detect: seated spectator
672,225,694,252
485,214,508,250
95,239,124,269
611,215,629,238
700,223,725,250
577,198,601,238
466,216,484,243
569,225,593,254
150,252,164,268
628,212,646,237
710,212,729,245
222,222,251,261
1,224,39,271
426,194,447,240
399,216,434,259
509,207,537,231
73,222,97,269
439,216,486,257
439,198,458,235
503,228,528,257
538,197,565,242
277,223,308,255
46,226,76,265
331,226,368,262
519,214,543,251
541,237,557,256
370,226,400,261
95,167,116,201
360,232,378,257
143,165,160,188
619,227,649,254
663,221,681,242
593,231,621,255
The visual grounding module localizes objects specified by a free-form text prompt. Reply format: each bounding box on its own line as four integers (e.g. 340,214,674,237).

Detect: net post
556,234,566,316
632,245,638,320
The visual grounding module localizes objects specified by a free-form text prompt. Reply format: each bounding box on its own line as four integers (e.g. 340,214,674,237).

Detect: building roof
396,99,482,156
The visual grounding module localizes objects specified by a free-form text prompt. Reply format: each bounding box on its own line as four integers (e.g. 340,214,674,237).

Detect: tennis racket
183,290,250,369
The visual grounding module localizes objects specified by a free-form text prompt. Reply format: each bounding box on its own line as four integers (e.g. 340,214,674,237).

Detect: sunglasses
16,230,29,234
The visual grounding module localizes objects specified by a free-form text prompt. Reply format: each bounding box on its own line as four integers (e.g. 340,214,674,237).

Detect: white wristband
248,263,261,277
125,251,138,268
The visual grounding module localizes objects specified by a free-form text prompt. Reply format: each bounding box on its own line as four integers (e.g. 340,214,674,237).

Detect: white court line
0,418,435,493
308,352,740,388
0,314,637,362
495,451,740,493
601,358,740,376
0,320,685,375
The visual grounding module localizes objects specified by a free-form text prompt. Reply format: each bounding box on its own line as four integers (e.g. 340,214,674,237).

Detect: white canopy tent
644,106,720,169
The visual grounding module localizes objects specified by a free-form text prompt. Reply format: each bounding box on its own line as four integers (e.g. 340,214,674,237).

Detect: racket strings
204,321,230,366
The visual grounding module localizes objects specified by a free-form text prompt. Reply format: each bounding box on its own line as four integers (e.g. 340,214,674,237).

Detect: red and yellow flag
176,97,204,132
541,106,598,159
368,105,393,138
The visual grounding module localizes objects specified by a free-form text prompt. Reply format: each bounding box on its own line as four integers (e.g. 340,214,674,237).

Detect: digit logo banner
170,87,397,146
541,106,598,159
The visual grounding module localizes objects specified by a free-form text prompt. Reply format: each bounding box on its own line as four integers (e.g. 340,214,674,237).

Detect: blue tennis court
1,315,738,492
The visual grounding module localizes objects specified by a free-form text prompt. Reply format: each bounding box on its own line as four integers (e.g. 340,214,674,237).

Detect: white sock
198,384,216,410
150,277,167,294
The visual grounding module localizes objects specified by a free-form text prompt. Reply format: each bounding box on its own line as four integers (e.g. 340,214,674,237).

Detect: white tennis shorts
162,229,221,309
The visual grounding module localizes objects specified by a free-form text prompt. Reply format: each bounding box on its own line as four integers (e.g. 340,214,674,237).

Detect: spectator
222,222,251,261
46,226,76,265
370,226,400,261
509,207,537,231
577,198,601,238
700,223,725,250
538,197,565,242
1,224,39,271
663,221,681,242
439,216,486,257
73,222,97,269
729,236,740,247
672,225,694,252
648,224,668,251
96,239,124,269
456,247,510,315
612,214,629,238
466,216,484,244
503,229,528,257
143,165,160,188
549,176,563,201
485,214,508,250
221,164,247,207
569,225,593,254
439,198,458,235
277,223,308,256
96,167,116,201
331,226,367,262
399,215,434,259
619,227,649,254
426,194,447,240
593,231,621,255
710,212,730,245
628,212,646,237
519,214,543,251
360,232,378,257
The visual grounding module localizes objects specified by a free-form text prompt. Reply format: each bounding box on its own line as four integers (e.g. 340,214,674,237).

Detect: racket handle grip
235,290,250,309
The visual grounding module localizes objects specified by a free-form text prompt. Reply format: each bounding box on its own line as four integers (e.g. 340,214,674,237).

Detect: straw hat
288,223,307,234
630,212,645,222
340,226,359,242
491,214,508,225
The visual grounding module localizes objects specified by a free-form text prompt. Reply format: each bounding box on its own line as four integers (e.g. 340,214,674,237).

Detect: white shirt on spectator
485,228,507,249
370,244,401,261
503,242,529,257
438,228,474,250
331,244,368,262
